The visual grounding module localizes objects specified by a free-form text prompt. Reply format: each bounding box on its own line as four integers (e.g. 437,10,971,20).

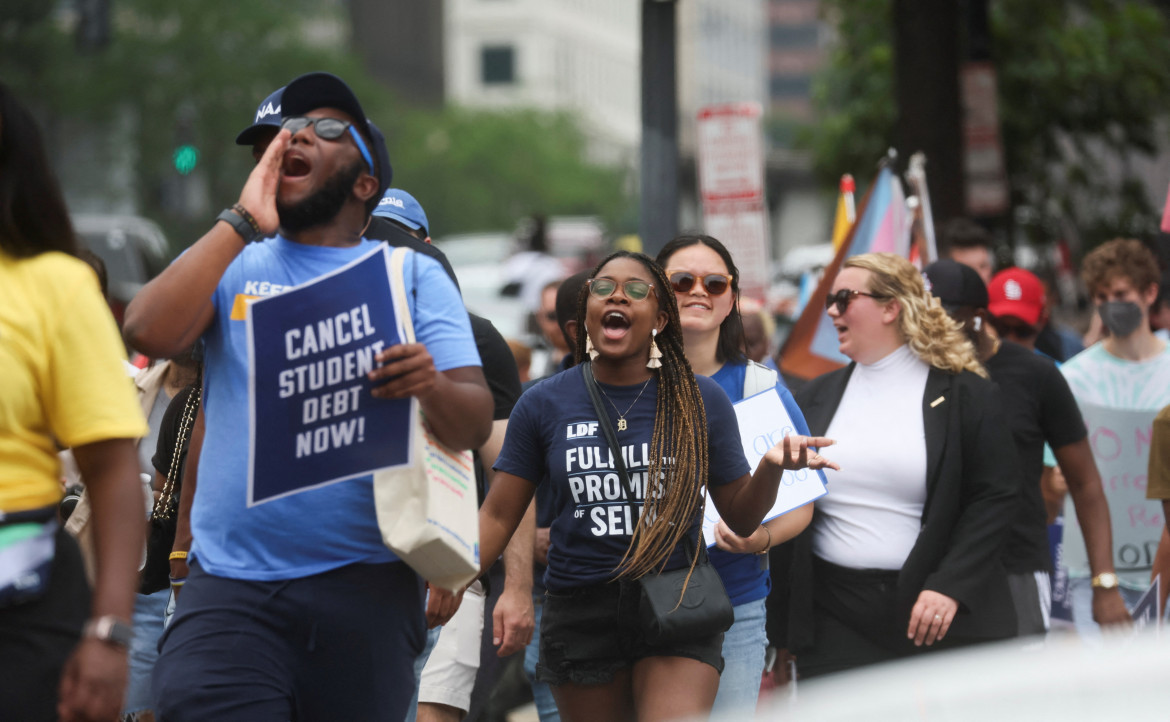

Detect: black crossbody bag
580,362,734,644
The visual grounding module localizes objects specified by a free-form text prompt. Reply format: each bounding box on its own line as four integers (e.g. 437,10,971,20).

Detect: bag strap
580,363,707,564
580,362,636,500
742,360,779,397
151,384,200,521
389,247,417,345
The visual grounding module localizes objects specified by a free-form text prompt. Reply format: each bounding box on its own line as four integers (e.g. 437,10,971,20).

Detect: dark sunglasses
588,278,654,301
992,319,1038,339
668,271,731,296
825,288,886,315
281,116,375,175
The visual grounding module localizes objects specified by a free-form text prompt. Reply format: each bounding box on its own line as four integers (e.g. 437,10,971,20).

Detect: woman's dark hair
0,82,79,258
573,250,711,582
655,234,747,365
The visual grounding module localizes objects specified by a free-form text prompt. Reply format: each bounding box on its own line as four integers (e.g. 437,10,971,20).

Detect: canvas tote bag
373,247,480,591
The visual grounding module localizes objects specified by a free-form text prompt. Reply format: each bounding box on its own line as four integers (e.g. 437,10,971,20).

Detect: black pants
0,527,90,722
153,560,426,722
797,557,910,679
798,557,982,679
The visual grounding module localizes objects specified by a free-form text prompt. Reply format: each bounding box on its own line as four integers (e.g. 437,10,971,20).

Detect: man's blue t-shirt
708,361,813,606
192,236,480,581
495,368,750,593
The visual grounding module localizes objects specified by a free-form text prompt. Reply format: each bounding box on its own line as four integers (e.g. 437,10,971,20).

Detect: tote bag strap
388,247,416,345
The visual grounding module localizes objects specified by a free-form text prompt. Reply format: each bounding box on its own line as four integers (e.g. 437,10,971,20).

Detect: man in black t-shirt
924,260,1130,635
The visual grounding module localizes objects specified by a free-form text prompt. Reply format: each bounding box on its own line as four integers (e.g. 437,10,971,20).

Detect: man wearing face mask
1057,239,1170,639
923,260,1129,638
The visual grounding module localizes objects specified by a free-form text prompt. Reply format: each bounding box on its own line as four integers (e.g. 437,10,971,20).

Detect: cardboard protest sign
1060,404,1163,578
701,387,828,547
246,245,413,506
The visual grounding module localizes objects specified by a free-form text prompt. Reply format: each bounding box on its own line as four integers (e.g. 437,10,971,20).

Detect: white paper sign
1060,404,1162,578
701,388,828,546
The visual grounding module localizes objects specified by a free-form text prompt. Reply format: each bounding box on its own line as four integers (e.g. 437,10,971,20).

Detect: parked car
433,232,532,341
73,213,170,324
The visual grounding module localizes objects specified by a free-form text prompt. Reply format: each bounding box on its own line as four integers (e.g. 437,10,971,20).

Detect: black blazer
769,363,1021,653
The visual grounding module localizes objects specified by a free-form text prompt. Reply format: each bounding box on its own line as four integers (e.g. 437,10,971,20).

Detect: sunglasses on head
668,271,730,296
281,115,375,175
825,288,886,315
587,277,654,301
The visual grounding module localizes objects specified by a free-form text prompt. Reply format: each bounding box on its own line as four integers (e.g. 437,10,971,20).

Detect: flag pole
905,152,937,263
779,153,894,381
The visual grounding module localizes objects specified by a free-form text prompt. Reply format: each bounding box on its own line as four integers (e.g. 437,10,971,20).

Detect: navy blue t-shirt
495,367,750,592
708,362,813,606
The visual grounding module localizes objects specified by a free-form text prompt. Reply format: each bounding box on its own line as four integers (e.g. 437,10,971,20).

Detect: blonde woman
773,253,1021,678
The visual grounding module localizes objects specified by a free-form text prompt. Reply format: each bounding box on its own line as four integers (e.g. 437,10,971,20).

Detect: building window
770,75,811,99
770,23,819,48
481,46,515,85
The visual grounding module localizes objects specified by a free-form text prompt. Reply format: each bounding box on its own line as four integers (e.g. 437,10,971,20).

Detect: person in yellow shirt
0,82,148,722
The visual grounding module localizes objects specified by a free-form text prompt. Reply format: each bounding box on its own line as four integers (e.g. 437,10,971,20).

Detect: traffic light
173,144,199,175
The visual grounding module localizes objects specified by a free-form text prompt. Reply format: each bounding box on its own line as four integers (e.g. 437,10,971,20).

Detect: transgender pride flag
780,163,911,378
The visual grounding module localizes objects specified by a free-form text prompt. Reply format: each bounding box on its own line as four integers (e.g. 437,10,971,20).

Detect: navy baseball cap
373,189,429,237
280,72,393,197
923,259,989,310
235,87,284,146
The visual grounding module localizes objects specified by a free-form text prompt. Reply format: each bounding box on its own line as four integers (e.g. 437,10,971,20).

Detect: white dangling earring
586,333,600,361
647,328,663,369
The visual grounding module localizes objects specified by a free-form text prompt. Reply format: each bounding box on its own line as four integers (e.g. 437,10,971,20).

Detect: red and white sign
960,62,1010,216
696,103,770,299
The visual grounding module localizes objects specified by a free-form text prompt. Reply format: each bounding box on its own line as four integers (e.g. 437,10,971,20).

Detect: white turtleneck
812,344,930,570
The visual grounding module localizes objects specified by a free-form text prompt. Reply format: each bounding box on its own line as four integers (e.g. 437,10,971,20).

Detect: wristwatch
216,204,262,243
1090,572,1120,590
82,615,133,648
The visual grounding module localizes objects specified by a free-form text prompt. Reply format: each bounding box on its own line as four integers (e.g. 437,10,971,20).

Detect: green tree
800,0,1170,249
1,1,631,252
389,107,630,238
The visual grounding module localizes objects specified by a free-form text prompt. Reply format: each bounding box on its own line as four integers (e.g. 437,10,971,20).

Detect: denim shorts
536,579,724,686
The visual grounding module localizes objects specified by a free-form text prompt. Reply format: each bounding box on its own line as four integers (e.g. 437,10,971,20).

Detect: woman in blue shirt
657,235,816,714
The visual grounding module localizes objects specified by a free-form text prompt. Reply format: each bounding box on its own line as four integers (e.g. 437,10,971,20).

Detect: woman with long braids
772,253,1020,678
656,235,815,714
478,251,836,721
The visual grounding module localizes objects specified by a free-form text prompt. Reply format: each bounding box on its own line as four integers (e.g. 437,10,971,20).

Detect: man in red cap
987,267,1048,351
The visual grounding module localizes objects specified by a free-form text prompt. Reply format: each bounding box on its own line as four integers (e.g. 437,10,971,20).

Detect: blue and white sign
246,245,413,506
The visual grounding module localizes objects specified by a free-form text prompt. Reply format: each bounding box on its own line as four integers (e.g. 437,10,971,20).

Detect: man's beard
277,159,364,234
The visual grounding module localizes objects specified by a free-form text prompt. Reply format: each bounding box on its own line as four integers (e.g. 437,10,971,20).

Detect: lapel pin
930,396,945,408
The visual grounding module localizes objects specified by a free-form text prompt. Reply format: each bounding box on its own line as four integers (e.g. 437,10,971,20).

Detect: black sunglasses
587,277,654,301
280,116,375,174
668,271,731,297
825,289,886,315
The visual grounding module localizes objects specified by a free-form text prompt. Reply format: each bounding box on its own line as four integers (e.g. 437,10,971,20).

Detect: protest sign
701,387,828,547
1060,404,1162,579
1130,575,1161,634
246,245,413,506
